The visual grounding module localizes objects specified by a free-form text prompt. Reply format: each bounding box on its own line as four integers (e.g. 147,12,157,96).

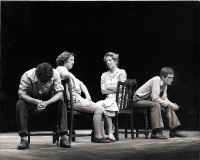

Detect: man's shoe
60,136,71,148
17,139,29,150
92,137,111,143
169,131,187,138
151,133,168,139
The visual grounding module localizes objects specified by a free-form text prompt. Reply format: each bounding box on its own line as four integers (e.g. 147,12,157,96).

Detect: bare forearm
101,86,116,95
46,92,63,105
19,94,41,105
80,83,91,99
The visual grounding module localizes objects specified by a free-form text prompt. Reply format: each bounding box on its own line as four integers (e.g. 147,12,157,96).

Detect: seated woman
56,51,110,143
97,52,127,141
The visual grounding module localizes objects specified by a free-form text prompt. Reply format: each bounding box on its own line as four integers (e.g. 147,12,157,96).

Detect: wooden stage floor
0,130,199,160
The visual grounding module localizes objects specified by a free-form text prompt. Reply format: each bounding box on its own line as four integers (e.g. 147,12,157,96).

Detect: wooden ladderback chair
114,79,137,141
62,78,92,146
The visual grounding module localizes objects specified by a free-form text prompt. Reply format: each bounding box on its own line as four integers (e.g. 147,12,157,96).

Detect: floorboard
0,130,199,160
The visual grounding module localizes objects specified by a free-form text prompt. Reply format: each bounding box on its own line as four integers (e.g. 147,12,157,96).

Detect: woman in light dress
56,51,110,143
97,52,127,141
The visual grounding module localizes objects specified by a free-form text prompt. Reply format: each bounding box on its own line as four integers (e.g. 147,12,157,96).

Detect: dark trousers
16,99,68,137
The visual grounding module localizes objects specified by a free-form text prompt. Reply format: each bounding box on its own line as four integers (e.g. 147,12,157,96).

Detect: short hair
36,62,53,83
103,52,119,65
160,67,174,78
56,51,74,66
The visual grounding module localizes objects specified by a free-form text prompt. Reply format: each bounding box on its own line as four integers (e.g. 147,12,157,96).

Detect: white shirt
135,76,174,107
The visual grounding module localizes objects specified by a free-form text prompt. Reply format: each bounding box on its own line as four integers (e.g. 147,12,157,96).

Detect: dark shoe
151,133,168,139
17,139,29,150
60,136,71,148
92,137,111,143
170,131,187,138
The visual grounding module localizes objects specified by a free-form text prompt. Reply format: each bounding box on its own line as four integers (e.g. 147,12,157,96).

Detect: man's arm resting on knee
44,91,63,106
18,90,42,105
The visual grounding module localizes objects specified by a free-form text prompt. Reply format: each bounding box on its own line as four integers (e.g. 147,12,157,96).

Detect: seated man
16,62,70,150
133,67,185,139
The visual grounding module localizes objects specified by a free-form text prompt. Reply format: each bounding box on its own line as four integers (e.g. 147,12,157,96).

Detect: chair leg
53,133,56,144
68,107,74,147
28,122,30,144
125,128,128,138
28,133,30,144
53,132,60,146
72,130,76,142
130,111,134,139
114,114,119,141
136,129,139,138
144,110,149,139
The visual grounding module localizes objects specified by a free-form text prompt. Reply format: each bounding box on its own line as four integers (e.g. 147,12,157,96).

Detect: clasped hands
167,103,180,111
37,100,49,111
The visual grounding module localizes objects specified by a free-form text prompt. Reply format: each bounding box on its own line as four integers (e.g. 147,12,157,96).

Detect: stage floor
0,130,199,160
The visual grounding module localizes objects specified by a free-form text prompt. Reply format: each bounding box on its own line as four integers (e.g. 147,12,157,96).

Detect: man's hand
37,101,49,111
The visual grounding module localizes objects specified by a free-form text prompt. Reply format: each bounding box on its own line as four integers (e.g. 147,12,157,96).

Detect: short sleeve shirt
18,68,63,97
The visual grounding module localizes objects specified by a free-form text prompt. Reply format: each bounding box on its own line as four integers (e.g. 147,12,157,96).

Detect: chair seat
29,131,56,136
133,106,150,114
119,110,132,114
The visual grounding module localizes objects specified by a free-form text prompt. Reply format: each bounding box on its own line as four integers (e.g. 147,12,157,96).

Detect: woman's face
104,56,117,70
64,55,74,70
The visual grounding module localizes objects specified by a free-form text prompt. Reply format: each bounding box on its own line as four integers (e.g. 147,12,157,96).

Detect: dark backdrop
1,1,200,131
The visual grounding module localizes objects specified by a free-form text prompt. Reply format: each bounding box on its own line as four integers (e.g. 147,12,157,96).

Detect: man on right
134,67,185,139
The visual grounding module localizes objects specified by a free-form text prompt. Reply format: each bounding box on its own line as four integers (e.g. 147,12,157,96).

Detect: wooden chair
62,79,92,146
132,88,151,139
27,111,60,146
133,105,151,139
114,79,137,141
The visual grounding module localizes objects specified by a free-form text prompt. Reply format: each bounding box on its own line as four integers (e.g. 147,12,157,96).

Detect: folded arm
18,90,42,105
101,70,127,95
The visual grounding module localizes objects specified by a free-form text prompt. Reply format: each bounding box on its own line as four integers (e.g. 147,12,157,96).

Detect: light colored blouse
99,68,127,112
101,68,127,97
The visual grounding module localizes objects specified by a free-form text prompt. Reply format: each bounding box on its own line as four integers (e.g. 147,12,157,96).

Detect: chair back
116,79,137,111
61,78,74,109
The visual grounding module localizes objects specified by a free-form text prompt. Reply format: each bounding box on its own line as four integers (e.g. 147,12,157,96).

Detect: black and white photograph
0,1,200,160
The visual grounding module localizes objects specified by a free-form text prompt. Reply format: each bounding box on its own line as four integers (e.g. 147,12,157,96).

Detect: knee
94,106,104,115
56,99,66,109
16,99,26,111
151,102,161,110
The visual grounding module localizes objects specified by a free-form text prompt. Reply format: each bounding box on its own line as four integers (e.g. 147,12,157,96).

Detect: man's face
163,74,174,86
38,80,52,93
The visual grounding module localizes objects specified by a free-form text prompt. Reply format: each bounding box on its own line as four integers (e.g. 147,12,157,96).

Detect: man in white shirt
134,67,185,139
